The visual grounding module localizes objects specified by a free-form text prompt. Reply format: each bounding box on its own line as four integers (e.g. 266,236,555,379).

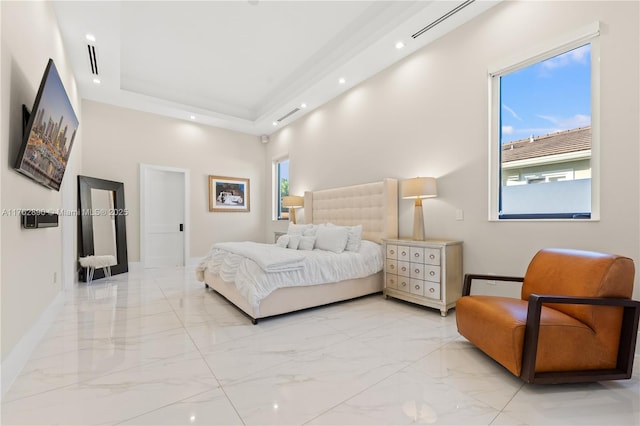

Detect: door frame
139,163,190,268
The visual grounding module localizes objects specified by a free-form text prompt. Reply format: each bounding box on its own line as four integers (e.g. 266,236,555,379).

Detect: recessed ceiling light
338,78,346,85
395,41,405,49
86,34,96,42
300,103,307,109
92,78,101,84
272,121,278,126
189,115,196,120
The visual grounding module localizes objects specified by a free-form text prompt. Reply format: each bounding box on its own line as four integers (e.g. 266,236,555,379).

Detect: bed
196,178,398,323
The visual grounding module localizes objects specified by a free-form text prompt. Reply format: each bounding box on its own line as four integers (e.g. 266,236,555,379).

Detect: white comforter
196,240,384,309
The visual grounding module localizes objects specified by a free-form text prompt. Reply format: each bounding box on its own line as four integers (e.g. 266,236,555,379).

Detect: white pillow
276,235,290,248
287,223,312,236
298,235,316,251
345,225,363,252
314,225,349,253
325,223,362,251
303,224,319,237
287,235,302,249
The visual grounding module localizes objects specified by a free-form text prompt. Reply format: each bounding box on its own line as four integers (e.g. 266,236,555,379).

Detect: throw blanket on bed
211,241,304,273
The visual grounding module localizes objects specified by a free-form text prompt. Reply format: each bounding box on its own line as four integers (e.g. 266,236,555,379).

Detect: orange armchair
456,248,640,384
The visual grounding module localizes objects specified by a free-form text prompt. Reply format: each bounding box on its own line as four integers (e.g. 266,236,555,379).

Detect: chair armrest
521,294,640,383
462,273,524,296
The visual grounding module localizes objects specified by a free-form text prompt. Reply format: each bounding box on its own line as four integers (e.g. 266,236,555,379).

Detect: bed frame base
204,270,383,324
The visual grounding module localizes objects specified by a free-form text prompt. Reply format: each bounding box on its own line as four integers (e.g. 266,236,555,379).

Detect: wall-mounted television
14,59,78,191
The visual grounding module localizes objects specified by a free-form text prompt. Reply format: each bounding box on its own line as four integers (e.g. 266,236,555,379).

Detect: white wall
265,0,640,299
1,1,81,360
81,100,266,260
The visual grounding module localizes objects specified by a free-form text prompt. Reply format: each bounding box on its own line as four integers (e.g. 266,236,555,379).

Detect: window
274,157,290,220
489,23,600,220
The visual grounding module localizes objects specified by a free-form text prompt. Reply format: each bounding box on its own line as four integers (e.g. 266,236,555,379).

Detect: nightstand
274,231,287,243
383,239,463,316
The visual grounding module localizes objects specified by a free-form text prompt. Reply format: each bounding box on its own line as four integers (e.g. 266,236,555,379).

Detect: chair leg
86,267,95,284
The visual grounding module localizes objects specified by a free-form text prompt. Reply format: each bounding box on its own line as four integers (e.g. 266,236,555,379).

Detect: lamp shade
401,177,437,199
282,195,304,208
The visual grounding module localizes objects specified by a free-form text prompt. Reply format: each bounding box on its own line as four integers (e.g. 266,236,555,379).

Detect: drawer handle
415,285,420,290
390,265,395,270
401,251,407,256
401,282,407,287
401,267,407,272
429,271,435,276
390,250,395,255
414,253,419,258
429,288,435,293
390,279,395,284
429,254,435,259
414,269,420,273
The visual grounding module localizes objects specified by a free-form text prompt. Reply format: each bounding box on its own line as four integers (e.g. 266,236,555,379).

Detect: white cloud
540,44,590,71
502,104,522,121
537,114,591,129
502,125,514,135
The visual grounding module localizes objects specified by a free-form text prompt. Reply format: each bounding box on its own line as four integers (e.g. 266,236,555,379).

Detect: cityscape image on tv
17,61,78,190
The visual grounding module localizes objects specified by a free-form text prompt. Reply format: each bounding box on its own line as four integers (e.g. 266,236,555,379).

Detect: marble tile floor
1,265,639,425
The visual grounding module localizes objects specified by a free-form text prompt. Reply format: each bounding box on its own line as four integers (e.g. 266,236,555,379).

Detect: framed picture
209,175,250,212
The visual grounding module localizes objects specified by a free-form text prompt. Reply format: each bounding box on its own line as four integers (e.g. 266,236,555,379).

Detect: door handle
179,224,184,232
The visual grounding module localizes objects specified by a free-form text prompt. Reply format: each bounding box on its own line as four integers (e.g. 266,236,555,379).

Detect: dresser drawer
397,261,411,278
410,247,425,264
386,244,398,259
410,263,424,280
424,248,441,265
397,246,411,261
410,279,424,296
425,265,441,283
424,281,441,300
386,259,398,274
397,276,411,293
386,274,398,289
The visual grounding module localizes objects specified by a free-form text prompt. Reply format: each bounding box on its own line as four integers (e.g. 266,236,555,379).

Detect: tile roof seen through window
502,126,591,163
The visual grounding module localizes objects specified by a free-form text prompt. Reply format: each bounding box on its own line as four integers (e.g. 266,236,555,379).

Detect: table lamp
282,195,304,224
401,177,437,241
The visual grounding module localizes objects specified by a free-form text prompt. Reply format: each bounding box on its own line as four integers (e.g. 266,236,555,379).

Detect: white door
141,165,189,268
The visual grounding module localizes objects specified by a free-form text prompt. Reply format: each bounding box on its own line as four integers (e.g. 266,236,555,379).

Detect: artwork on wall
209,175,250,212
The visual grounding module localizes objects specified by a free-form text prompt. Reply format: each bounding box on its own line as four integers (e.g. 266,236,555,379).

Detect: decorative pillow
344,225,363,252
287,223,312,236
287,234,302,250
314,225,349,253
298,235,316,251
276,235,290,248
303,224,319,237
325,223,363,252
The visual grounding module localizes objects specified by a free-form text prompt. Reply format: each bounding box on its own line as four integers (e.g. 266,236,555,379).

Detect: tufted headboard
303,178,398,244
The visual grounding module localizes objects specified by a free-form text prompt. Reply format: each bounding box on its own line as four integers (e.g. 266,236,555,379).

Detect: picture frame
208,175,250,212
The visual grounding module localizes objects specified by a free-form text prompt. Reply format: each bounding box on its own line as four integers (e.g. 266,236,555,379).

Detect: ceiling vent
412,0,475,39
87,44,99,75
276,107,300,123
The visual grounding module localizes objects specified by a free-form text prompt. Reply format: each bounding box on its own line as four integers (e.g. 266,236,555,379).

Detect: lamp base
290,208,297,224
412,199,425,241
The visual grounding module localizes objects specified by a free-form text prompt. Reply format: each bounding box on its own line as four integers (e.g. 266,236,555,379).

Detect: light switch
455,209,464,221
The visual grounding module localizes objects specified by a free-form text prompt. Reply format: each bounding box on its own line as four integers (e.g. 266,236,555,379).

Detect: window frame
488,22,601,221
272,155,290,221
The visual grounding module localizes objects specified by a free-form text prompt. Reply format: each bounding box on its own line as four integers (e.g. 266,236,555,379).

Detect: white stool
79,255,117,284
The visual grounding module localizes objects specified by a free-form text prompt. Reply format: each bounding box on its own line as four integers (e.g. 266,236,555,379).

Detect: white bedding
196,240,384,309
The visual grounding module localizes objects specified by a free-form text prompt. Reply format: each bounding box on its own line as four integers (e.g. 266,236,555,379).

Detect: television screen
14,59,79,191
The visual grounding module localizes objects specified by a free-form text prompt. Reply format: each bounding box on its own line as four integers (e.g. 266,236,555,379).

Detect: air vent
276,107,300,123
412,0,475,39
87,44,99,75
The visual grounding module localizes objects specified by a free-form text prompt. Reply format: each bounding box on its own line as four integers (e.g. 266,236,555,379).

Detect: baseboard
0,291,64,399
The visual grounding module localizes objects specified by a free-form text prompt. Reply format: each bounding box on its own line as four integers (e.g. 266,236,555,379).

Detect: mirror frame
78,175,129,281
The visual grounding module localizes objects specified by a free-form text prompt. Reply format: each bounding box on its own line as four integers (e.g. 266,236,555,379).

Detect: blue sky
500,44,591,144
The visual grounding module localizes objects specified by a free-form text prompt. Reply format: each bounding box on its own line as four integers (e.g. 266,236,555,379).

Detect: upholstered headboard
304,178,398,244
